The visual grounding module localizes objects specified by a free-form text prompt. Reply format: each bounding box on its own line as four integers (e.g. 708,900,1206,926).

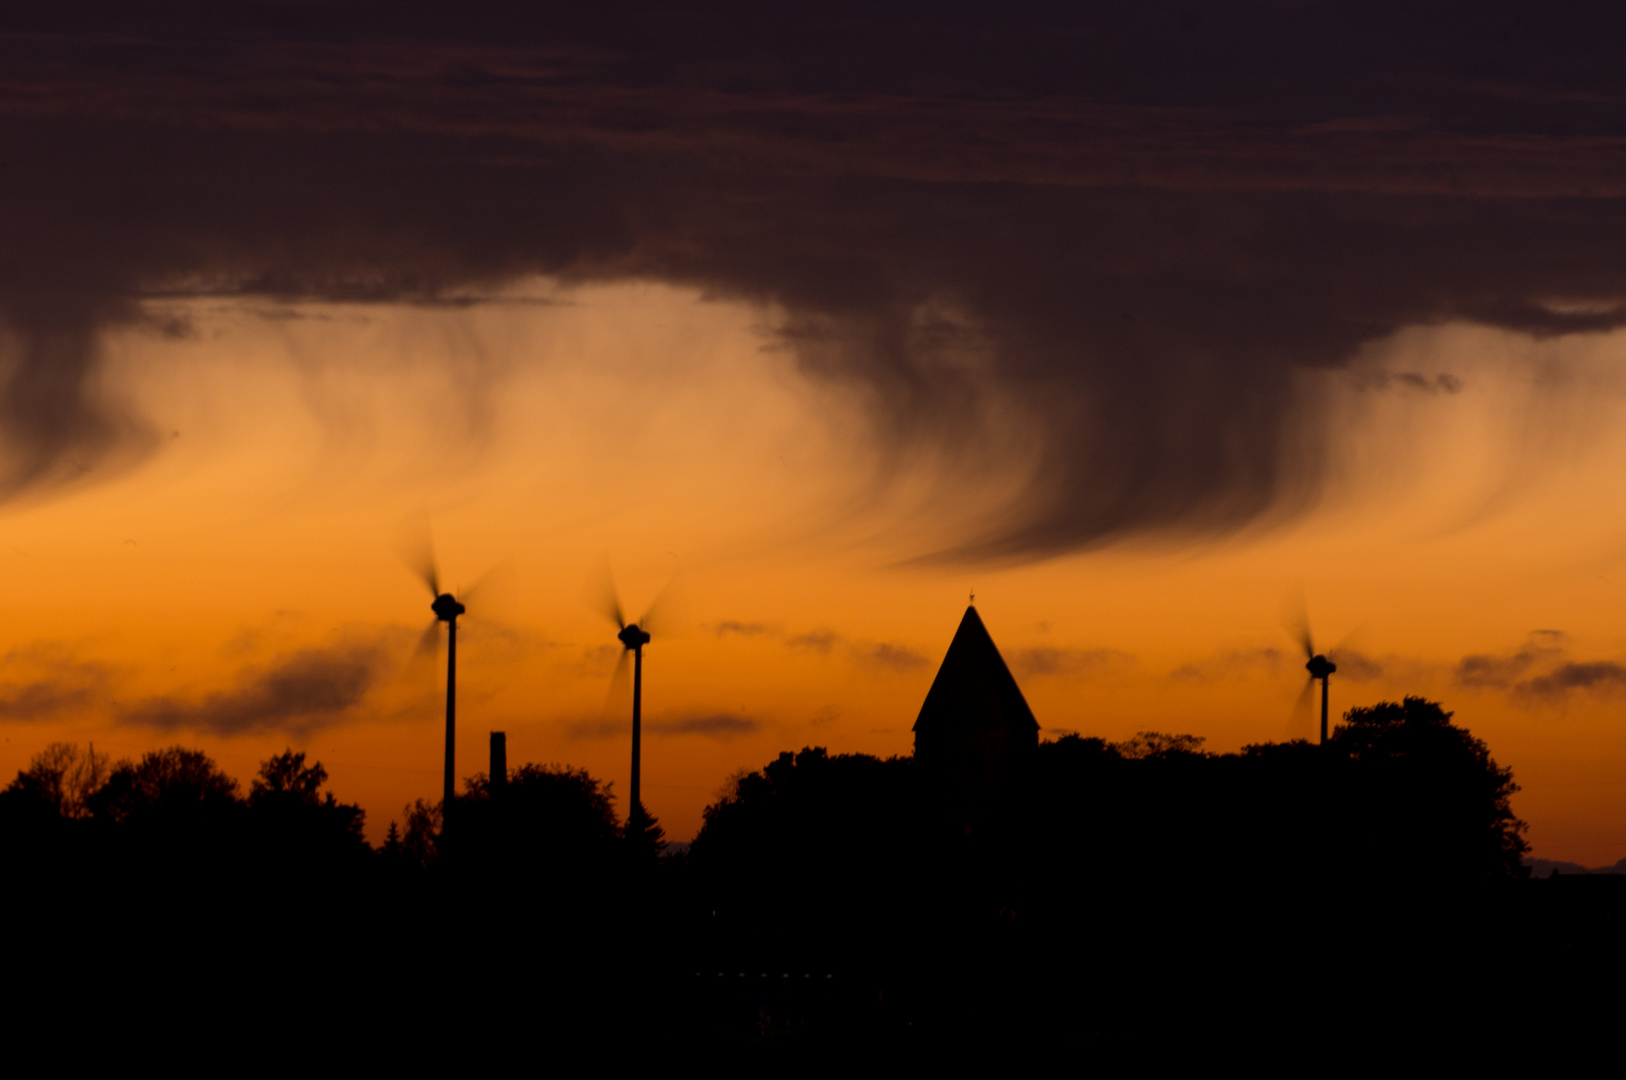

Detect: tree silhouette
89,746,240,826
690,747,926,950
1113,731,1208,759
4,742,113,820
251,750,330,805
624,803,667,863
246,749,370,874
1331,696,1529,880
454,763,622,873
399,798,442,869
75,747,245,887
0,744,105,867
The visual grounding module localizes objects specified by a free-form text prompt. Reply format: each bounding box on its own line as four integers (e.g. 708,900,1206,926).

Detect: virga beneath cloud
5,4,1626,557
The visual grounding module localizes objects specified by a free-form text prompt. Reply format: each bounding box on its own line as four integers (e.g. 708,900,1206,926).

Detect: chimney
490,731,508,794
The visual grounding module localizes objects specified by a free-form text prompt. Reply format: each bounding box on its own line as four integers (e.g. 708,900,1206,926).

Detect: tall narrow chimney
490,731,507,794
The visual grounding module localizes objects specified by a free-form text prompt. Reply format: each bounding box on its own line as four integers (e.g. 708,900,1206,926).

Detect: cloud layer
119,641,388,737
6,4,1626,555
568,712,761,742
0,646,112,722
717,620,928,671
1455,631,1626,704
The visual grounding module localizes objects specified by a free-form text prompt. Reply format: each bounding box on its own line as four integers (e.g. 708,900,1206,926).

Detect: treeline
1,744,375,880
0,697,1590,1050
0,695,1532,928
684,697,1531,969
0,742,667,889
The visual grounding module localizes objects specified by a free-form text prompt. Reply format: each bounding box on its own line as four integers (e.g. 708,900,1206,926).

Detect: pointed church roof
912,606,1039,739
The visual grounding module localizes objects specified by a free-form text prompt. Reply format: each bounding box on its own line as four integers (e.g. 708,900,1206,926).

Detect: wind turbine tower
431,590,466,809
1306,651,1337,745
598,568,676,826
1290,602,1343,747
618,621,651,816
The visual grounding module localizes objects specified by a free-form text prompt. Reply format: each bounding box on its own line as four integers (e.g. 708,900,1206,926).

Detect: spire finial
969,589,976,606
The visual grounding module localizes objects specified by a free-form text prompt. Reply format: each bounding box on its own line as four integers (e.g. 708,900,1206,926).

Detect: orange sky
4,281,1626,862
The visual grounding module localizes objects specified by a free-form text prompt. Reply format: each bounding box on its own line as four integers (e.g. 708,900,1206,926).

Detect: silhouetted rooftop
913,606,1038,743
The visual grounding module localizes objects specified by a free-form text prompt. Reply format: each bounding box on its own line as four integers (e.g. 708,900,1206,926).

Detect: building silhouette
912,604,1039,833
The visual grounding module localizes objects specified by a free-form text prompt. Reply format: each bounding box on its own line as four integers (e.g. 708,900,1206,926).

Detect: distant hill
1525,856,1626,877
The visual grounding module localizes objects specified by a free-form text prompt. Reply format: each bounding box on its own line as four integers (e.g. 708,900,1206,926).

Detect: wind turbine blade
1282,586,1315,659
399,619,442,687
1287,675,1316,742
604,648,633,716
395,515,441,598
588,561,626,630
414,619,441,661
1328,622,1368,663
459,558,516,616
639,573,688,638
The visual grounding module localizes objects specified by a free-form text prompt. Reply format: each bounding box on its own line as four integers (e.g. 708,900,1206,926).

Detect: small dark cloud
568,644,622,678
1517,662,1626,700
714,620,775,638
1011,646,1134,680
1457,632,1567,689
120,640,386,736
567,712,760,740
854,642,929,671
1398,372,1462,394
1168,647,1287,683
0,646,113,722
646,714,760,739
787,629,841,654
1351,370,1464,394
807,704,842,727
1456,630,1626,702
1334,650,1384,682
564,717,620,741
0,680,100,721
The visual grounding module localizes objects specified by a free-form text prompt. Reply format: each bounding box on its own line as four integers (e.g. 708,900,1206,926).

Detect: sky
4,2,1626,860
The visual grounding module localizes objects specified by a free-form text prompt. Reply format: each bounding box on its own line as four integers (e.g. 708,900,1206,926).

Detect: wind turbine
404,536,469,813
597,570,679,826
1287,605,1350,746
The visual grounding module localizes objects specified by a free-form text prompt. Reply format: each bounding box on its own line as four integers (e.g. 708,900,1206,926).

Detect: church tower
912,604,1039,832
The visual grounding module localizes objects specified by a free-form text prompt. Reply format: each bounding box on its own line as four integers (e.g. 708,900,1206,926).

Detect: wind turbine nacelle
619,623,651,649
1306,654,1336,679
432,593,466,621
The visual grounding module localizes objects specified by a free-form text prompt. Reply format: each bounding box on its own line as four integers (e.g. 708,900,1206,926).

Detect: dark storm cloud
8,4,1626,555
120,641,388,736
